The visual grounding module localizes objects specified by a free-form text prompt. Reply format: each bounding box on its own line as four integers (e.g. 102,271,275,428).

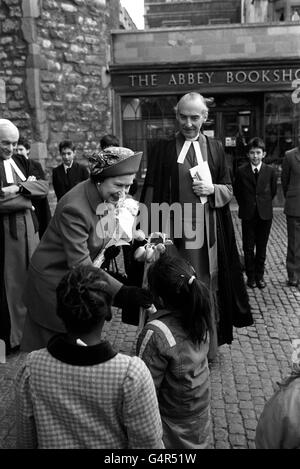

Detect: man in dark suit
17,137,51,238
281,129,300,287
139,92,253,358
234,137,277,289
52,140,89,201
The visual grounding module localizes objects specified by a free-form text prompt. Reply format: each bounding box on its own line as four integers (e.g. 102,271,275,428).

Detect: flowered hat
89,146,142,179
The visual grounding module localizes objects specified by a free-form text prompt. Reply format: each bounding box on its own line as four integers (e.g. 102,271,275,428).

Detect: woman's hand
1,184,19,195
114,286,154,309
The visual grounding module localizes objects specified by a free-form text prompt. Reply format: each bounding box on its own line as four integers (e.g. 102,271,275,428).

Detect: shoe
256,279,266,289
247,279,256,288
287,279,298,287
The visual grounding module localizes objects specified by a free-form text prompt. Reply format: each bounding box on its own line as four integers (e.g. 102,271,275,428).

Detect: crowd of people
1,90,300,449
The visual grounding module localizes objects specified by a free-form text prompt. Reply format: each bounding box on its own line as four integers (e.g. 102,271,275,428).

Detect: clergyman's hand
192,179,215,196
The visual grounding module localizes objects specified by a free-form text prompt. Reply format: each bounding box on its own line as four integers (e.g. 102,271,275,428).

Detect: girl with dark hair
15,265,164,449
136,254,212,449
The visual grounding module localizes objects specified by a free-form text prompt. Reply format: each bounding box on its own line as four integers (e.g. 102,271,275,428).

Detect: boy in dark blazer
52,140,89,201
234,137,277,289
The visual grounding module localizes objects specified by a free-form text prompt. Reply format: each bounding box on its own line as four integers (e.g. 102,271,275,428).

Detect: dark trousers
286,215,300,281
0,219,11,350
242,215,272,281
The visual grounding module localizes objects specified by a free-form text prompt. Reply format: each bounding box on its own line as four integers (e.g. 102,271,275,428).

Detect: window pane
122,96,178,181
264,92,297,165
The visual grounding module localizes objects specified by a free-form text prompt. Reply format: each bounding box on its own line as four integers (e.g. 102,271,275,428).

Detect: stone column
21,0,48,166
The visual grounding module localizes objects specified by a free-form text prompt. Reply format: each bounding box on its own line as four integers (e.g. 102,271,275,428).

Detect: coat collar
84,179,104,214
286,147,300,162
47,334,117,366
295,148,300,162
148,308,181,321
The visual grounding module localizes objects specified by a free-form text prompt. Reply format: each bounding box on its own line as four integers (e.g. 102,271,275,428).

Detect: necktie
254,168,258,182
66,167,71,188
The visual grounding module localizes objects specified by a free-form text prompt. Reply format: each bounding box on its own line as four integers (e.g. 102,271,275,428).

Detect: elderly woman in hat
21,146,152,352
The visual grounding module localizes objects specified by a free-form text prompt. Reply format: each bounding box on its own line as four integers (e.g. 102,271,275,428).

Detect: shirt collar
63,162,73,172
47,334,117,366
251,162,262,172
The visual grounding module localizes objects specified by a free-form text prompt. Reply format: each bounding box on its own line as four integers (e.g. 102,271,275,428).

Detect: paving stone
244,419,258,431
228,423,245,434
229,434,247,446
215,441,231,449
214,428,229,439
237,391,252,400
239,401,255,409
212,417,228,428
248,441,256,449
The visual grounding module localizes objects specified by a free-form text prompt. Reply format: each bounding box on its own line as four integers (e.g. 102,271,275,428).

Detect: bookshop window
264,93,299,165
122,96,177,179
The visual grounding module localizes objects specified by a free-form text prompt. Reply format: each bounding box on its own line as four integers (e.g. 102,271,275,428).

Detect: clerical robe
140,132,253,352
0,155,49,348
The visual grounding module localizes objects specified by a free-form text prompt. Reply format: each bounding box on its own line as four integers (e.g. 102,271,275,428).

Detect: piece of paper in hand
190,163,212,204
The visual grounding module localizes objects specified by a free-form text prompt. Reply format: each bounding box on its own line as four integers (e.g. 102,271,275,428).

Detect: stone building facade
144,0,242,28
110,22,300,206
144,0,300,28
0,0,120,184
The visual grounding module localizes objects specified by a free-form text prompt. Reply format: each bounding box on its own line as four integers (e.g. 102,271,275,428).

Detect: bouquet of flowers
133,232,173,332
93,197,140,268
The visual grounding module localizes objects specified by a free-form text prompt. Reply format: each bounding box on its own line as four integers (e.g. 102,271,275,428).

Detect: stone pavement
0,208,299,449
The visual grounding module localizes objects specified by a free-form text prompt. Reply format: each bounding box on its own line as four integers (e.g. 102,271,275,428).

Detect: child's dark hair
59,140,76,153
147,254,212,344
18,137,30,150
56,265,112,334
100,134,119,150
247,137,265,152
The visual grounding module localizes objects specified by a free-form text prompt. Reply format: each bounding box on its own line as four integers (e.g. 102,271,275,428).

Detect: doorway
203,93,262,177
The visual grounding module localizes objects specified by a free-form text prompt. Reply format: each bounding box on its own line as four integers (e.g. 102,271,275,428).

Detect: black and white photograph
0,0,300,453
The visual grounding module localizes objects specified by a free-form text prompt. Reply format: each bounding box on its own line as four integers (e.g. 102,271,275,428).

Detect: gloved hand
104,245,121,261
114,285,154,310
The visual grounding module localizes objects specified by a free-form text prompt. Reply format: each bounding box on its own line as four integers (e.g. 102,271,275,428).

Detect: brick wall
0,0,30,131
0,0,120,192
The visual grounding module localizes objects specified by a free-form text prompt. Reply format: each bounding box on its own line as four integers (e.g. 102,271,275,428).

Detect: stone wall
0,0,30,131
0,0,120,188
112,22,300,65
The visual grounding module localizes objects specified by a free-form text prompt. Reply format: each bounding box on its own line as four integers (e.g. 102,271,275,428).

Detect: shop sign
119,67,300,89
